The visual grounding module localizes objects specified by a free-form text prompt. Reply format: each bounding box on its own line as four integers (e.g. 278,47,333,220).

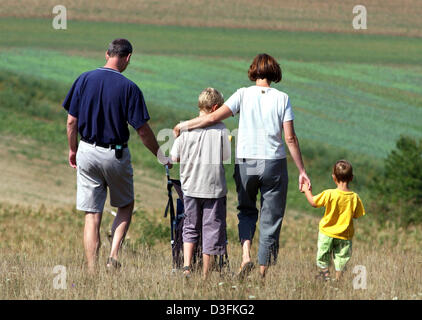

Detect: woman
173,53,311,278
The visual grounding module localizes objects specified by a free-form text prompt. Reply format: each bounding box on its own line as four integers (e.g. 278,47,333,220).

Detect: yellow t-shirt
313,189,365,240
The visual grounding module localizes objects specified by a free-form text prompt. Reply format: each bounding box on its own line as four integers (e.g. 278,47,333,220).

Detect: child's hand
301,182,311,193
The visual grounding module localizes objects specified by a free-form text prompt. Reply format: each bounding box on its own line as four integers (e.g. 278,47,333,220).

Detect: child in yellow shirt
301,160,365,281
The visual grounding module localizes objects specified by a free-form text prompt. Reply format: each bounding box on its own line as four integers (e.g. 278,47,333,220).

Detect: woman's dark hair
248,53,282,83
107,38,133,58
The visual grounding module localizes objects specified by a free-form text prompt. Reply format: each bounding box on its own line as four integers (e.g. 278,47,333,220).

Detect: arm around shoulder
173,105,233,138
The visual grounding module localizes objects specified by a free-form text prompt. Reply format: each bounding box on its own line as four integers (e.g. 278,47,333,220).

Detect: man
63,38,170,273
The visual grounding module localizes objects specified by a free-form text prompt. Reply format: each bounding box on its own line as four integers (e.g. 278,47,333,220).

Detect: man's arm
67,114,78,168
283,120,311,191
137,122,172,168
173,105,233,137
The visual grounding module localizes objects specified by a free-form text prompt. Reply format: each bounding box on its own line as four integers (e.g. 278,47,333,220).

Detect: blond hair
198,88,224,111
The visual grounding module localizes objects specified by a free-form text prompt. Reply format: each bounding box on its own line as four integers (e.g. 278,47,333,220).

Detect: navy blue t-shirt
62,67,150,145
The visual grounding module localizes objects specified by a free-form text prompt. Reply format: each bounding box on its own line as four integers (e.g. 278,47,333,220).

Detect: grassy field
0,2,421,300
1,203,421,300
1,18,421,160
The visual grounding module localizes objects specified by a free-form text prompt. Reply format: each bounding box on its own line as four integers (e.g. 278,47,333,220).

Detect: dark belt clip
115,145,123,159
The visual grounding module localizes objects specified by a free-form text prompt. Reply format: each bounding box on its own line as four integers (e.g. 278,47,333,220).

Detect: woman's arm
173,104,233,137
283,120,311,191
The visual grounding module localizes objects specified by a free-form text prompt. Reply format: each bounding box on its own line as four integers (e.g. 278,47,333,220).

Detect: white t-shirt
225,86,294,159
170,122,231,199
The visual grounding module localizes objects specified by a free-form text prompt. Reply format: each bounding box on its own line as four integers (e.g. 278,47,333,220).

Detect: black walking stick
164,165,177,266
164,164,186,269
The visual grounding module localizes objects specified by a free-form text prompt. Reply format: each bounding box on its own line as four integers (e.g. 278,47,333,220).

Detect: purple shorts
183,196,227,255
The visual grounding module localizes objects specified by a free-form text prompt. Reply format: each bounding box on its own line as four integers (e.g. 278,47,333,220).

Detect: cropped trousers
234,158,288,266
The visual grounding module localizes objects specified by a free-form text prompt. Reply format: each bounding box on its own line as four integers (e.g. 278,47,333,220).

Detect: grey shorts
76,140,134,212
183,196,227,255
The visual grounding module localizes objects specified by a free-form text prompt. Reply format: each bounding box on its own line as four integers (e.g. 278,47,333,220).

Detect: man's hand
156,147,173,169
159,155,173,169
69,149,77,168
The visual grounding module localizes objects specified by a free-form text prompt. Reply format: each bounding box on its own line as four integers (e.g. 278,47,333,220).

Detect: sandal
106,257,121,269
238,261,254,280
316,269,331,281
182,265,192,278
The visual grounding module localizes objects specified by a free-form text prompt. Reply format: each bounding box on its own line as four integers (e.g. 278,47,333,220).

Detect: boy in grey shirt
171,88,231,279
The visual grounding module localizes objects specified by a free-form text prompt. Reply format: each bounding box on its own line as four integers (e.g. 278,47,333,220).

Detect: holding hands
300,181,311,193
299,171,311,192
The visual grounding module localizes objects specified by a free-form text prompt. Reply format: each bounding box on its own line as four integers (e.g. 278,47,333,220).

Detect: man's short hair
198,88,224,111
248,53,282,83
333,160,353,182
107,39,133,58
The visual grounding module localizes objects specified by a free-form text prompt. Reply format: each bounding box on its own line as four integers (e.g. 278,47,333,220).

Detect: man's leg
109,201,134,261
84,211,103,273
77,141,107,272
105,145,135,264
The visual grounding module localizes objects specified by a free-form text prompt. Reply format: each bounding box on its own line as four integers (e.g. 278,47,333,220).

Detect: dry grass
0,200,421,300
0,140,421,300
1,0,421,37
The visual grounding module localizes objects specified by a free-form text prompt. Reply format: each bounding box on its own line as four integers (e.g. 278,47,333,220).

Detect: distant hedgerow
370,135,422,226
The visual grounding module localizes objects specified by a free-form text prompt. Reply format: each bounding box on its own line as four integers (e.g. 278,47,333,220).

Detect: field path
1,0,421,37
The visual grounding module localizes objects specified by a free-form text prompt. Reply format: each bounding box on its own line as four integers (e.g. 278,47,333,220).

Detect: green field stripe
287,78,422,125
286,65,422,108
1,48,421,158
317,62,422,95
